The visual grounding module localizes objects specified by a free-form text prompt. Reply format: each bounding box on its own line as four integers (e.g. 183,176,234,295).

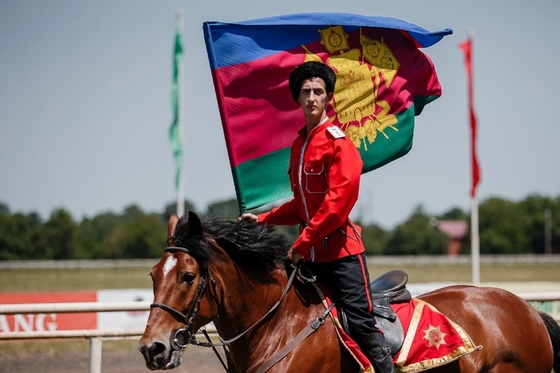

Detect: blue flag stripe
204,12,452,69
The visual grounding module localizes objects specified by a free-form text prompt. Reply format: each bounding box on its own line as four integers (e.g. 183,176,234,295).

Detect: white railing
0,302,150,373
1,293,558,373
0,301,220,373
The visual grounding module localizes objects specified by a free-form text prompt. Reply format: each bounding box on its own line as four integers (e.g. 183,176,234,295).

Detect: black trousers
306,253,379,349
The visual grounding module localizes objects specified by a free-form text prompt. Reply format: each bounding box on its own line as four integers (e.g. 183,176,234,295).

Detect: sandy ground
0,341,225,373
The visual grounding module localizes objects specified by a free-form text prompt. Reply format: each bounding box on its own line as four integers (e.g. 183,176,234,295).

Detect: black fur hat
289,61,336,102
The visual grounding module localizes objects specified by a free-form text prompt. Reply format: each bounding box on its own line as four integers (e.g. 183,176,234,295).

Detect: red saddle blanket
314,284,482,373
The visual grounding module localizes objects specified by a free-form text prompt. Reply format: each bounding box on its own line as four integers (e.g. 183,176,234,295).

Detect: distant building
436,220,468,256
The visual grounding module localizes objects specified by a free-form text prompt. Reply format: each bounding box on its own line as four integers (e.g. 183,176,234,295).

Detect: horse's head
138,211,219,370
139,212,292,370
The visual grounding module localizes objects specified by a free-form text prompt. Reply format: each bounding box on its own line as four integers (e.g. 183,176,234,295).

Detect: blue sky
1,0,559,229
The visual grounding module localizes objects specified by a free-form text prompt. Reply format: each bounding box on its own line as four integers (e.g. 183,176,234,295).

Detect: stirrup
296,261,316,283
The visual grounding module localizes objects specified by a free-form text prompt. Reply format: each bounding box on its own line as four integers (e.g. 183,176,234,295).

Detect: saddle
340,269,410,356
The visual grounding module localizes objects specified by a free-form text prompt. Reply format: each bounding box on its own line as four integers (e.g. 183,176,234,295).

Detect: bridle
150,246,210,350
149,245,330,373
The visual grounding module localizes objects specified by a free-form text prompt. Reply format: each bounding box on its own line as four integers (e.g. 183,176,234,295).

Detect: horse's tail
540,312,560,372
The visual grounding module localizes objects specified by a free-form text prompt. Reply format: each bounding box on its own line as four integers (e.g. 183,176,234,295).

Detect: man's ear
327,92,334,101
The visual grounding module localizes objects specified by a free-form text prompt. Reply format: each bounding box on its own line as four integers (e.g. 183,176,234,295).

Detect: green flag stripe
235,147,292,212
360,107,415,173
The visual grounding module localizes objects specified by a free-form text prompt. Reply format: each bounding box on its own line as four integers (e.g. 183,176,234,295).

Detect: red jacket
257,119,365,263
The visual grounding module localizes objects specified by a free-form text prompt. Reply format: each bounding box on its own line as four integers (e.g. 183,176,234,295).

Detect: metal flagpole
176,9,185,217
471,196,480,284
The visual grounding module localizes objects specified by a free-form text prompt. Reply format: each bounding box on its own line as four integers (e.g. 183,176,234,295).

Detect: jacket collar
298,117,330,140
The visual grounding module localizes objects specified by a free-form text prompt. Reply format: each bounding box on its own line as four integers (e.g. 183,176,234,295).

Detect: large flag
459,37,480,197
203,13,452,212
169,19,184,190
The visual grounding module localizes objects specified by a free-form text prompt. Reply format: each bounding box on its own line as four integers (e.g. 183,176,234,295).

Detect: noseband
150,246,210,349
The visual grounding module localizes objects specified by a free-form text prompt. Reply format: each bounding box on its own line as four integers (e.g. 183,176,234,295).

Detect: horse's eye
182,273,196,285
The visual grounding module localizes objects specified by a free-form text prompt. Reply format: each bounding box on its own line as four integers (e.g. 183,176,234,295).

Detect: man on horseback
240,61,394,373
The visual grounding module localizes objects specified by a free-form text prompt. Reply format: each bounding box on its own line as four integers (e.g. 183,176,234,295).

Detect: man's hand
237,213,258,223
288,249,303,265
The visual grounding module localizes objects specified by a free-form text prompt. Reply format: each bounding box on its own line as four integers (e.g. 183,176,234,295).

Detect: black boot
362,332,395,373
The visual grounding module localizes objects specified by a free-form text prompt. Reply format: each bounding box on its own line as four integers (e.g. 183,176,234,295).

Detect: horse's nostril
139,341,168,370
150,341,167,357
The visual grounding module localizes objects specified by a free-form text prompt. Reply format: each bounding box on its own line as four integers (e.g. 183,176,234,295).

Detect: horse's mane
172,215,292,271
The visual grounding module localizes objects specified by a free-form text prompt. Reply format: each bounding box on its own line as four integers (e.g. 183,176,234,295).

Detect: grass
0,267,153,293
0,261,559,293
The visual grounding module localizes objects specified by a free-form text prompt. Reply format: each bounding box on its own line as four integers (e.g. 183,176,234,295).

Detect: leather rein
150,245,313,372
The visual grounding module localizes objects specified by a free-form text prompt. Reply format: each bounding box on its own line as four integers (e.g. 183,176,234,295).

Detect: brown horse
139,212,560,373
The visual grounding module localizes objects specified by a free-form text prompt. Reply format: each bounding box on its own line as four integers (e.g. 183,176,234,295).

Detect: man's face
298,77,332,117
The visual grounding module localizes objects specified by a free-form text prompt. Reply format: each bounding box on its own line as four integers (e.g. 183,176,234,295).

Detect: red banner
0,292,97,333
459,38,481,198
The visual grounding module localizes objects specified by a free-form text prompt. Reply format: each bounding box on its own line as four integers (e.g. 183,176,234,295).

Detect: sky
1,0,559,230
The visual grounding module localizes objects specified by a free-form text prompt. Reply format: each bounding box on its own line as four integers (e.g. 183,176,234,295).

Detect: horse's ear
187,211,203,238
167,214,179,246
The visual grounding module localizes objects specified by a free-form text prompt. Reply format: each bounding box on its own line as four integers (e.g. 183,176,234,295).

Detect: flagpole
463,28,480,285
176,9,185,217
471,196,480,284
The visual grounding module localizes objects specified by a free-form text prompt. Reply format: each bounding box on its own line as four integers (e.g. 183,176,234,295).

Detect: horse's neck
213,266,297,371
214,266,288,335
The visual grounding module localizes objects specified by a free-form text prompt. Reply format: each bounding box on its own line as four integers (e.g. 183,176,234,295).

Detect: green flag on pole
169,19,183,190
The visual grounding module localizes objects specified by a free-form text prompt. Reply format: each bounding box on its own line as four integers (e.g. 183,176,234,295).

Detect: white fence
0,301,219,373
0,302,150,373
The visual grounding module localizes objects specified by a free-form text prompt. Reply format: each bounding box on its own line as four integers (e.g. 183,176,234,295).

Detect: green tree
42,209,84,259
0,203,9,215
383,205,447,255
357,221,387,256
478,197,529,254
0,207,53,260
101,205,166,259
439,206,468,221
121,212,166,258
518,194,560,254
78,212,122,259
0,206,35,260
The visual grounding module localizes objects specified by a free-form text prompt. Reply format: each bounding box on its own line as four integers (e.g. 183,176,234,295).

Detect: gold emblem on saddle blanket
423,324,448,349
302,26,400,151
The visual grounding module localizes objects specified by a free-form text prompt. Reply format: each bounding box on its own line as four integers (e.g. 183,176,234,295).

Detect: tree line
0,194,558,260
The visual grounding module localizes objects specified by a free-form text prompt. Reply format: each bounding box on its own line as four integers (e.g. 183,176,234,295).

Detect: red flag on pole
459,37,480,197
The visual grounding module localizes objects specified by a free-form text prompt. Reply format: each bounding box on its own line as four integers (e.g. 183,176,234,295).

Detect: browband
165,246,190,254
